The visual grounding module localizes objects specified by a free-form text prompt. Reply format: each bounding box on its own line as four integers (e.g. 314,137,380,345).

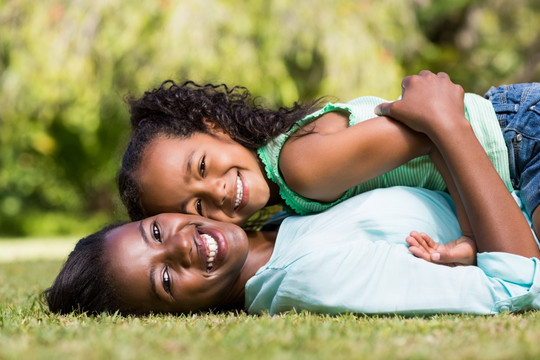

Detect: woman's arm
279,89,476,264
376,71,540,258
278,90,476,264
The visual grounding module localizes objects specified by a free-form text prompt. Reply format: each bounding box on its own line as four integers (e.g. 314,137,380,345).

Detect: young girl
118,73,540,262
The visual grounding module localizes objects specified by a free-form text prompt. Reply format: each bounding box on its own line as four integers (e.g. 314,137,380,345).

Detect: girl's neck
265,179,282,206
255,151,283,206
256,154,282,206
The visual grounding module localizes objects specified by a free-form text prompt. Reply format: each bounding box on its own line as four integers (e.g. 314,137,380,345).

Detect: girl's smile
136,131,273,225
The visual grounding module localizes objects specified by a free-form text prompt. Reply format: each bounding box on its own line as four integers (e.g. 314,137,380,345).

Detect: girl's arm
279,111,432,202
414,146,477,265
376,71,540,258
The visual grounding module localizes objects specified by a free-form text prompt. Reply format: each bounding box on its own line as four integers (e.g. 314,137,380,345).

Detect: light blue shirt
245,187,540,315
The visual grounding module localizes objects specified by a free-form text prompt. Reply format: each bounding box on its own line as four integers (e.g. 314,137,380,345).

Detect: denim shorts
484,83,540,216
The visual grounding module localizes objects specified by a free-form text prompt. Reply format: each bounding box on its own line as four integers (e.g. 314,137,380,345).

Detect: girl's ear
203,118,226,135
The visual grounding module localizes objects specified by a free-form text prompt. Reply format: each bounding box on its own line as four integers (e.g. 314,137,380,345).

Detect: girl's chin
240,208,258,224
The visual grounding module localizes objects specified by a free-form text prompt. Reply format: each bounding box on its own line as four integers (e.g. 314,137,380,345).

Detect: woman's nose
165,231,192,267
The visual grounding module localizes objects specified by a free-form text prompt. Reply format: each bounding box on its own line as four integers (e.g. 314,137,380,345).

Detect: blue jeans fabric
485,83,540,217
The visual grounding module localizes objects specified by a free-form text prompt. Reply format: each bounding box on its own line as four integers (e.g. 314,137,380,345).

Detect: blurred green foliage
1,0,539,236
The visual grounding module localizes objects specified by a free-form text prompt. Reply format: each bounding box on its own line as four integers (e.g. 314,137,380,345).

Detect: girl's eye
196,200,203,216
199,156,206,177
162,267,171,294
152,221,161,242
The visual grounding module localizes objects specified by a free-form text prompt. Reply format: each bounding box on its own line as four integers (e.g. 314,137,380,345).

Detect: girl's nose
205,177,227,206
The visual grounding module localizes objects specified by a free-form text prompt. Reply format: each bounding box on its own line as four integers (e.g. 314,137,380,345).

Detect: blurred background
1,0,539,237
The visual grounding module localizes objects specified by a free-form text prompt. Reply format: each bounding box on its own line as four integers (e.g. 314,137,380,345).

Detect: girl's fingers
411,231,431,251
408,245,432,262
418,232,438,249
406,235,420,248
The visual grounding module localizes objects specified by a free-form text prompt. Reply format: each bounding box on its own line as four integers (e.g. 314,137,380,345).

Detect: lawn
1,239,539,360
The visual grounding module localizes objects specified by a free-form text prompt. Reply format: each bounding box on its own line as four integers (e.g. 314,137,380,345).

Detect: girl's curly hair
118,80,323,222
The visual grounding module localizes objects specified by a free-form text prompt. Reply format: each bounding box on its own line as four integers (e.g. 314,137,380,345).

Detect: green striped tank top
257,94,511,215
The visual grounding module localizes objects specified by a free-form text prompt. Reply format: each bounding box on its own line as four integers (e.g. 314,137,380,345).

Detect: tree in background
1,0,539,236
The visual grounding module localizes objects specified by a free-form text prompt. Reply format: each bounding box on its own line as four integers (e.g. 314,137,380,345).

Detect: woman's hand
375,70,466,137
385,71,539,258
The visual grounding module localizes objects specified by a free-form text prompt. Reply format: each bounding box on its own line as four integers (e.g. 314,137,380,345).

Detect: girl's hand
375,70,466,136
406,231,477,266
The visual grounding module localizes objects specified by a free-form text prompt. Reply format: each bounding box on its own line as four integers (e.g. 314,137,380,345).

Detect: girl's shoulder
302,111,350,135
300,96,389,131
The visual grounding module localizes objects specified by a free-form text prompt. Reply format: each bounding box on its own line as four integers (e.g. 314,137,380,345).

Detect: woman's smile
197,228,228,272
103,213,250,313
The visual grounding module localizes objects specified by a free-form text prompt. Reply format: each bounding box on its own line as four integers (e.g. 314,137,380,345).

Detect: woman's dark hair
118,80,323,221
44,222,127,315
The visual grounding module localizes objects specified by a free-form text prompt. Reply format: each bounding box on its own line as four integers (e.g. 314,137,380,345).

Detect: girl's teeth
201,233,218,270
234,175,243,209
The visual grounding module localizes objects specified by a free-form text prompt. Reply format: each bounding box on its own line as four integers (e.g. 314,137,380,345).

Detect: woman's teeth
234,175,243,209
201,233,218,270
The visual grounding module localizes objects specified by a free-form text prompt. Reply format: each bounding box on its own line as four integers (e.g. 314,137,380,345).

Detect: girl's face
136,131,271,225
104,213,249,313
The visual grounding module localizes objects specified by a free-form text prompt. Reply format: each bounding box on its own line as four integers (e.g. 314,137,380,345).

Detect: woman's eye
196,200,203,216
162,267,171,294
199,156,206,177
152,221,161,242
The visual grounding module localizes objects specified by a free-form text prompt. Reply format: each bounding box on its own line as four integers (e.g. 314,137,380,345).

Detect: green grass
0,237,78,263
1,240,540,360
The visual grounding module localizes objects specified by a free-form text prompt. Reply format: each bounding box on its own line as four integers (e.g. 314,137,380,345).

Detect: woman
45,72,540,315
45,186,540,315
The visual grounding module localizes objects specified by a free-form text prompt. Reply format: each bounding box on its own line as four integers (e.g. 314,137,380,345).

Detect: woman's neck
245,230,276,274
227,231,276,306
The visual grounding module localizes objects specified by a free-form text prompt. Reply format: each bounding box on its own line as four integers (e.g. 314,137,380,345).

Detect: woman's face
136,131,271,225
104,213,249,313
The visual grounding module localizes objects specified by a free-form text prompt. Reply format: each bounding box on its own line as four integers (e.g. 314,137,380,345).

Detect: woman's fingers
374,102,393,116
437,71,450,79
